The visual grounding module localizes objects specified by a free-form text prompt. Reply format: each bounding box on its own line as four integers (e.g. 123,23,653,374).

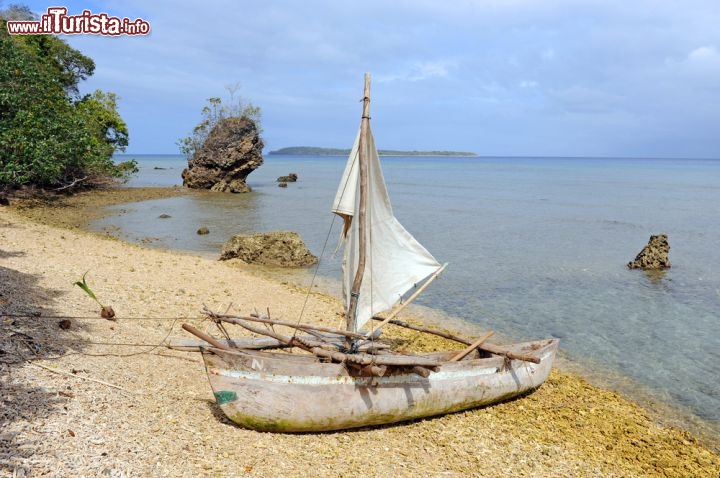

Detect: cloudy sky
14,1,720,157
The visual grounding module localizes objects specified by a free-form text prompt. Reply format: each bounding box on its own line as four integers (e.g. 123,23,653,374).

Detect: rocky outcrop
220,231,318,267
277,173,298,182
627,234,671,270
182,117,263,193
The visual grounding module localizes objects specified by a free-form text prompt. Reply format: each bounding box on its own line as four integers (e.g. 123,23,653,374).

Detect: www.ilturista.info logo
6,7,150,36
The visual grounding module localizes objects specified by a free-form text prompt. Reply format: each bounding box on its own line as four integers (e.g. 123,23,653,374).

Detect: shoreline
7,185,191,230
1,187,719,476
10,185,720,439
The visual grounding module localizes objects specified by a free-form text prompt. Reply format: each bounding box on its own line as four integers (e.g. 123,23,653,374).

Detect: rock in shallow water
627,234,671,270
182,117,263,193
220,231,318,267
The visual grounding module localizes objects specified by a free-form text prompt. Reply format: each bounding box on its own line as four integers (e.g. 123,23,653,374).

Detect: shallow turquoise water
101,154,720,430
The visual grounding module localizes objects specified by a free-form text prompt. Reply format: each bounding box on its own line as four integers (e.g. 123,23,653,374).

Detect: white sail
332,127,442,331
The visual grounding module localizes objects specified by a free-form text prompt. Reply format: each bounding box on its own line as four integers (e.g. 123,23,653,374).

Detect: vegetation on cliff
178,84,263,193
0,5,134,192
177,84,261,160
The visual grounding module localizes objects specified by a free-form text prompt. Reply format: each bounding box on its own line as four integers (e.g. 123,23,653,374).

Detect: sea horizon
116,152,720,161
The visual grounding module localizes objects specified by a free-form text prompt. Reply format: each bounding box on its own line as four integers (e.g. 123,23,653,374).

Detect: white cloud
377,61,455,83
687,46,720,68
41,0,720,156
663,45,720,79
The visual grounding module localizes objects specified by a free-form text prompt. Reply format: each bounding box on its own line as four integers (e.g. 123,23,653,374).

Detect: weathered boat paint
200,339,559,432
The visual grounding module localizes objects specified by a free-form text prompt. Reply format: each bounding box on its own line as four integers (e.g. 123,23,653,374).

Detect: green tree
0,5,133,191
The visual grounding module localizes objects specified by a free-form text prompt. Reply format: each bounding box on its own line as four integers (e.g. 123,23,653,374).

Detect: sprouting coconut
74,272,116,320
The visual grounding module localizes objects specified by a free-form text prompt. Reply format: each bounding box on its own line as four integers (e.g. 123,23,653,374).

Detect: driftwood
28,361,134,394
370,317,541,364
54,176,88,191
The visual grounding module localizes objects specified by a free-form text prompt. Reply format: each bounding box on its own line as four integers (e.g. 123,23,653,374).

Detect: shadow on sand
0,258,88,475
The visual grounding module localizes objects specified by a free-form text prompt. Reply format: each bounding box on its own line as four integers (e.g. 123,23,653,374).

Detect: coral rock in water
182,117,263,193
277,173,298,182
220,231,318,267
627,234,671,270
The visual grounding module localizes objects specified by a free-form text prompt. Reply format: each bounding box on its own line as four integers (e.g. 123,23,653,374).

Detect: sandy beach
1,190,719,477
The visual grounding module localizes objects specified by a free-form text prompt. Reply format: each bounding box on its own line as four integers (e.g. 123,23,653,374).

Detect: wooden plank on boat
308,345,439,367
216,312,391,352
370,317,470,344
411,366,431,378
480,343,541,364
348,363,388,377
450,331,494,362
169,336,310,351
370,263,448,336
181,324,232,350
212,313,367,340
369,317,541,364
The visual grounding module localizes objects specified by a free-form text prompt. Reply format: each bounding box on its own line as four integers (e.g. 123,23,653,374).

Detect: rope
1,317,181,359
1,313,190,321
293,143,359,337
367,138,375,345
292,213,337,339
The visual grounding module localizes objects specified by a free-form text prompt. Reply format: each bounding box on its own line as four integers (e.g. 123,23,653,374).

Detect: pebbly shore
0,188,718,477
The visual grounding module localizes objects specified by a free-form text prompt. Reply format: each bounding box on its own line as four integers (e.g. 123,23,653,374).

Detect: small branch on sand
27,361,136,395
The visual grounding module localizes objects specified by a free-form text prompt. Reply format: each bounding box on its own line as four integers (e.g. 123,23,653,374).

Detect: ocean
97,153,720,436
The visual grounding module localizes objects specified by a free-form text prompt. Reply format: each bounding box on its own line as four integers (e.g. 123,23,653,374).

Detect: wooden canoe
200,338,559,432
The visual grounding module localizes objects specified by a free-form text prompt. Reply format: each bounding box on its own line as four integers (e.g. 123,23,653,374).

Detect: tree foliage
178,84,261,159
0,5,133,191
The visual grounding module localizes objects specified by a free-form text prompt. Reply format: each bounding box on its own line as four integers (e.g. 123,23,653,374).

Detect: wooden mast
345,73,372,344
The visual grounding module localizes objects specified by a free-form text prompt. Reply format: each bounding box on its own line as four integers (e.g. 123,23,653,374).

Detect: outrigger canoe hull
200,338,559,432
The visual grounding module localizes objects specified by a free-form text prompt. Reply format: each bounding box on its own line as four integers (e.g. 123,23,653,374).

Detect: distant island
268,146,478,157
